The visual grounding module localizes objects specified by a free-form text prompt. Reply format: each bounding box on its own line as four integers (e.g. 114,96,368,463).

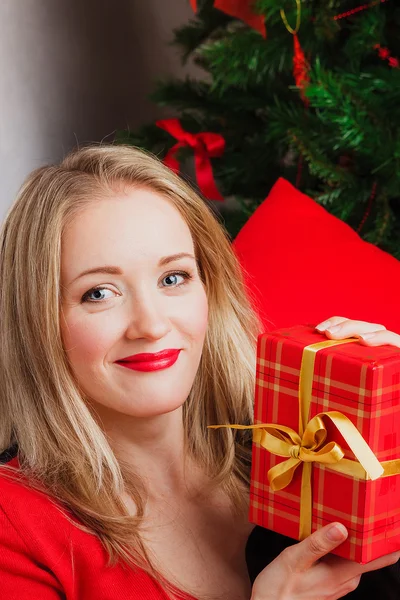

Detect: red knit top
0,458,194,600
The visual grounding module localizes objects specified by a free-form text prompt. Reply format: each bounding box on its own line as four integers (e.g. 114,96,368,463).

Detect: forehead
61,188,194,277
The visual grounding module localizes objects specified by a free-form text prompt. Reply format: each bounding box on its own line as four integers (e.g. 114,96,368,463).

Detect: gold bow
209,338,388,539
247,409,383,539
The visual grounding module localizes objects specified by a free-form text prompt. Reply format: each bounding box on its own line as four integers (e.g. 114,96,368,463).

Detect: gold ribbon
209,338,400,540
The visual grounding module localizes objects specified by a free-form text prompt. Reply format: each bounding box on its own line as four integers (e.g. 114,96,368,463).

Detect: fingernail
327,523,347,542
326,325,341,334
359,332,376,341
316,320,331,331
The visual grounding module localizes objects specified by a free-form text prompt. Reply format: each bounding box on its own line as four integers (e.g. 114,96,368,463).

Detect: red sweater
0,458,194,599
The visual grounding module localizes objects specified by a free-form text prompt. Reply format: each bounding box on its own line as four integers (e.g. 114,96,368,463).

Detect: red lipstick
115,349,181,372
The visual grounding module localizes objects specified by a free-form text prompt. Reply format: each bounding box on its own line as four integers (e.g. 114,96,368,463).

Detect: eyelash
80,271,193,304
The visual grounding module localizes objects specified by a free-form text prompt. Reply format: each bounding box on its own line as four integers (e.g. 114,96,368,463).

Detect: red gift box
249,325,400,563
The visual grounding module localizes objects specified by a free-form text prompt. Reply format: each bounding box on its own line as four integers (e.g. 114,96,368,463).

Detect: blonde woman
0,145,398,600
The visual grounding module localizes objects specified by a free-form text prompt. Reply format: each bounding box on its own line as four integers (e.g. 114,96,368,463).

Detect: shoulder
0,456,174,599
0,454,79,597
0,456,76,556
0,455,63,510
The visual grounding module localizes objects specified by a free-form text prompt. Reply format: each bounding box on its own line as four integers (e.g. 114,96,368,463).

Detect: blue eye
81,287,115,303
161,271,192,287
162,273,185,287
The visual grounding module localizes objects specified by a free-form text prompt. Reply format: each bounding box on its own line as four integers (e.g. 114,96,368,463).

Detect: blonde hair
0,144,260,594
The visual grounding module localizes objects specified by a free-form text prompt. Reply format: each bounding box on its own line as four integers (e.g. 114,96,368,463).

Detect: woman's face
60,187,208,420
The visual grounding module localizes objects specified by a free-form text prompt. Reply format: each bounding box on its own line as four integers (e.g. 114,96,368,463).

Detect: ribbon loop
268,457,301,491
156,118,225,201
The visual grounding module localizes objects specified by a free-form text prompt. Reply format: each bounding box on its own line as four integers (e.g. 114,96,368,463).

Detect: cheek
178,288,209,342
61,315,117,368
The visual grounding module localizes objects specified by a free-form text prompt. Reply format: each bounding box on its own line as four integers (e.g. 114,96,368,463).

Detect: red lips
115,349,181,372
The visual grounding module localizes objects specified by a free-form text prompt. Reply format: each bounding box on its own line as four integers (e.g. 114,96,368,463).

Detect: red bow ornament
190,0,266,38
293,34,310,104
156,118,225,201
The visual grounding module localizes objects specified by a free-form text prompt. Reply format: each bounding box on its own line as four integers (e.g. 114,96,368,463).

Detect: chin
89,391,190,421
118,403,186,420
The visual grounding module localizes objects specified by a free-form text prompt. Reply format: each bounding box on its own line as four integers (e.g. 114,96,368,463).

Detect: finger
359,550,400,574
323,321,386,339
323,549,400,583
286,523,348,571
358,329,400,348
329,575,361,600
315,316,348,331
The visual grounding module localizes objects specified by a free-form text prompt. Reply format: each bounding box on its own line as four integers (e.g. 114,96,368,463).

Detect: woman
0,144,398,600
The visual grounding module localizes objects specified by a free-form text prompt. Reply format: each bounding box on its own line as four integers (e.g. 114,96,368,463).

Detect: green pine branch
200,27,293,92
172,3,232,62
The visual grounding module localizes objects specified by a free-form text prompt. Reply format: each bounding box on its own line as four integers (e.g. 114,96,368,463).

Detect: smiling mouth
115,349,181,372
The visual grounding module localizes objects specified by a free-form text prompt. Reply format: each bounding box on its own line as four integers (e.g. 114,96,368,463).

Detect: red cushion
233,178,400,334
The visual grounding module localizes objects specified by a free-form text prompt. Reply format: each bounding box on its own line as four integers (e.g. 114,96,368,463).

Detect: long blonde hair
0,144,260,592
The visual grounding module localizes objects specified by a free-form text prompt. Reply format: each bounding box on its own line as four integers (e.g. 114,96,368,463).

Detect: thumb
289,523,348,571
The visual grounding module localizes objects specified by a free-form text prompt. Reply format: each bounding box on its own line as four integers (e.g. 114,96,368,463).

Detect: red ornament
190,0,266,37
376,45,390,59
374,44,400,68
293,34,310,104
156,119,225,201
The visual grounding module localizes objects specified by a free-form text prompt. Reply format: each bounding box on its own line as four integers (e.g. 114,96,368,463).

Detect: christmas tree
117,0,400,258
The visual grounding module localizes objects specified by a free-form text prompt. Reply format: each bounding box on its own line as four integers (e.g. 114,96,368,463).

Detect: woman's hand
251,316,400,599
315,316,400,348
251,523,400,600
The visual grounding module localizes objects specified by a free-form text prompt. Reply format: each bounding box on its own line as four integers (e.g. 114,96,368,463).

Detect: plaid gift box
250,325,400,563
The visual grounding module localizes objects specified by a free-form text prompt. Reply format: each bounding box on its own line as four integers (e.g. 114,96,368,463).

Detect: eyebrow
70,252,196,284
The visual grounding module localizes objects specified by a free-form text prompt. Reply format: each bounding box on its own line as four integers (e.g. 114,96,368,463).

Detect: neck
92,404,204,498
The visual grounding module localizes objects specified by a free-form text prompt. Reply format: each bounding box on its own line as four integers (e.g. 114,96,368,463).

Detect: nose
124,292,172,341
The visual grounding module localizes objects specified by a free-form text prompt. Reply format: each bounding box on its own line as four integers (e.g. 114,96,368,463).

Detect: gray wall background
0,0,202,219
